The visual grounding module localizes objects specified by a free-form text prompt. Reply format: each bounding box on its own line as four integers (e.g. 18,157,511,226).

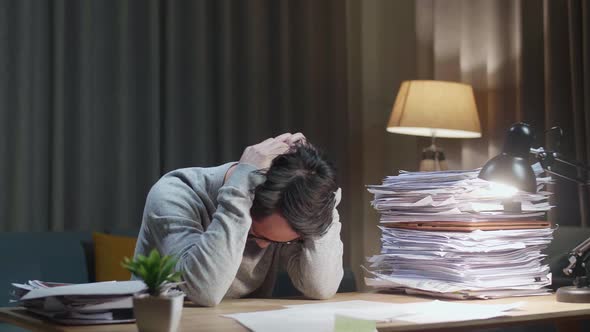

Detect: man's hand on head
239,133,305,170
280,132,306,146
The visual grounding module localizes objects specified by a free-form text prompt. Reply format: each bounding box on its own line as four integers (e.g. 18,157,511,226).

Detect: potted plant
122,249,185,332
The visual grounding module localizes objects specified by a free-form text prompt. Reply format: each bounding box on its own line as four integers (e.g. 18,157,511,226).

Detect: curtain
0,0,353,259
415,0,590,227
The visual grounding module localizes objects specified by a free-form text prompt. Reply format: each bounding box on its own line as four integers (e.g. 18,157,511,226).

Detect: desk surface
2,292,590,332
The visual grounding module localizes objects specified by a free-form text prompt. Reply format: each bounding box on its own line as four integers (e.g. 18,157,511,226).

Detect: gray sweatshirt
133,162,344,306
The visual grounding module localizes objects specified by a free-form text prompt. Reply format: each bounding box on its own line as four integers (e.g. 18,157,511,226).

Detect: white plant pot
133,293,185,332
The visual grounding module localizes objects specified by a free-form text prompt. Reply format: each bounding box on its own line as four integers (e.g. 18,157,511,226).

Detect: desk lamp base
556,286,590,303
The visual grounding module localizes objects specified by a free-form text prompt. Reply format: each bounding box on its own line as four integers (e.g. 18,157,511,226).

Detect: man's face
250,213,300,248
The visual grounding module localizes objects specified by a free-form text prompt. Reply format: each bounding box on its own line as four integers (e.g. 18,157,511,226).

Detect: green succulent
122,249,182,296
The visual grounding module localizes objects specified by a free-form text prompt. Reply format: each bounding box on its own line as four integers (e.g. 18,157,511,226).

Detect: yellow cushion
93,232,137,282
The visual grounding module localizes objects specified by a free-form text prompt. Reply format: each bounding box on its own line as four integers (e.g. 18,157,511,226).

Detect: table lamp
387,80,482,171
479,122,590,303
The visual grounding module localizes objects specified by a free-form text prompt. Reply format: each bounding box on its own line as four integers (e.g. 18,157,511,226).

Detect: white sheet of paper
285,300,415,321
224,301,414,332
224,308,336,332
397,300,525,323
224,300,525,331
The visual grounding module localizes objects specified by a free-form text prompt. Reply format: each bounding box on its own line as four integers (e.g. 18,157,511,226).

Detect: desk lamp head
478,122,537,193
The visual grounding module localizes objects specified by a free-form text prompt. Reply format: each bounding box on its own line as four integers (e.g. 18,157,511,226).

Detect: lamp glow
487,182,518,198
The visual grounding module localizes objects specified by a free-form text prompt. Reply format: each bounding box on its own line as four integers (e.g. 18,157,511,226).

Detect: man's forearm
178,163,263,306
146,163,262,306
283,217,345,299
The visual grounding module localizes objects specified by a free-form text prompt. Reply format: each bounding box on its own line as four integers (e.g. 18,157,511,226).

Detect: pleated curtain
0,1,352,239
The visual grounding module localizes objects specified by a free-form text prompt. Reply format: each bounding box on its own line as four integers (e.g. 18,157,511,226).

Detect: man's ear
334,188,342,207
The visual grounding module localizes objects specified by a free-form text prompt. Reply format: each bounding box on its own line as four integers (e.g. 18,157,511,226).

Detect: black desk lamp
478,122,590,303
478,123,537,212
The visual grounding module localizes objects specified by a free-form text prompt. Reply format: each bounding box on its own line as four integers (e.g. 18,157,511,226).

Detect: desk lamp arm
529,143,590,286
562,236,590,288
530,147,590,186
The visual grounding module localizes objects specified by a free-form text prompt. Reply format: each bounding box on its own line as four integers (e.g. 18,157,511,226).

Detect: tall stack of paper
365,163,555,299
10,280,147,325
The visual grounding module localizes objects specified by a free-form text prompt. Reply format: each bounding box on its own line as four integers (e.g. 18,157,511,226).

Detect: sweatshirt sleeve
142,163,263,307
279,188,344,299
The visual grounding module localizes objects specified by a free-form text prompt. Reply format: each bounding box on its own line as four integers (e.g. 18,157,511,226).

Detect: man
133,133,343,306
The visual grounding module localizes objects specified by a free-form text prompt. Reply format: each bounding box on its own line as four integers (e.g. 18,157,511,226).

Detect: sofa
1,232,93,332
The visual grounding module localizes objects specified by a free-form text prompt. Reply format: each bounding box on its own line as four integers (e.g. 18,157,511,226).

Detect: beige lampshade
387,80,482,138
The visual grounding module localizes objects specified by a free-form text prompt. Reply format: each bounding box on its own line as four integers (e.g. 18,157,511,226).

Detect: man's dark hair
250,142,338,238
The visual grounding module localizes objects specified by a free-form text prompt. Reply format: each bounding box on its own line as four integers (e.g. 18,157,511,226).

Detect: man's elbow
303,271,344,300
185,290,224,307
181,278,226,307
303,283,339,300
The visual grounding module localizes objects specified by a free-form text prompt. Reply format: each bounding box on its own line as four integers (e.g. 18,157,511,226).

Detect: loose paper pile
10,280,147,325
365,163,555,299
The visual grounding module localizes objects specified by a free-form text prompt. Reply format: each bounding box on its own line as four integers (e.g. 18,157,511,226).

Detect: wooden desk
1,292,590,332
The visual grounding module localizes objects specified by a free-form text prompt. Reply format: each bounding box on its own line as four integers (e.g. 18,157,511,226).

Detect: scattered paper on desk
224,300,410,332
285,300,400,311
225,308,335,332
285,300,415,321
396,300,525,324
223,300,524,332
